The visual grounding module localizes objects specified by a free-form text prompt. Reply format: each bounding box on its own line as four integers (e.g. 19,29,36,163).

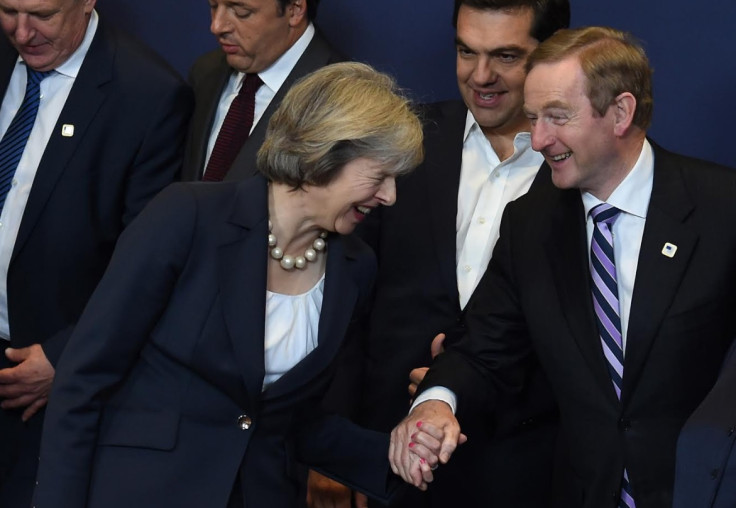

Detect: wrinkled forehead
524,60,593,118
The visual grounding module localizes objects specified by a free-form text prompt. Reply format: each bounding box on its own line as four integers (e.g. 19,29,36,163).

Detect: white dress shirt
582,139,654,352
456,111,542,308
204,23,316,171
0,11,99,340
416,139,655,413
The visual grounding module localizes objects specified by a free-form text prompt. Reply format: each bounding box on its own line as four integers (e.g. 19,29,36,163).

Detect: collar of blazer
221,174,373,405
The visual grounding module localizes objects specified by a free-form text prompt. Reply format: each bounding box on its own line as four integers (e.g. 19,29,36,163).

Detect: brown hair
526,26,653,130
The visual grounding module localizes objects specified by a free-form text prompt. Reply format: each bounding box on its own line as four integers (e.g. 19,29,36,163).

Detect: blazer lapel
544,188,620,403
218,177,269,409
621,146,697,400
425,104,465,309
262,233,360,401
11,23,111,261
184,54,231,180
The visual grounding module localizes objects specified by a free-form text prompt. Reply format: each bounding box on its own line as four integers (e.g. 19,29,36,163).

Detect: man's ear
612,92,636,137
83,0,97,14
287,0,308,27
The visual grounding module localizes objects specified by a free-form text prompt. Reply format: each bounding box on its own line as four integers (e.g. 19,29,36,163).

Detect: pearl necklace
268,220,327,270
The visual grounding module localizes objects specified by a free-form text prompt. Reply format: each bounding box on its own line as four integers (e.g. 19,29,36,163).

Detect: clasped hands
389,333,467,490
388,399,467,490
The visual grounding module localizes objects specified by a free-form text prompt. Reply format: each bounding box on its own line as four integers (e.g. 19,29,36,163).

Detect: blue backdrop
97,0,736,168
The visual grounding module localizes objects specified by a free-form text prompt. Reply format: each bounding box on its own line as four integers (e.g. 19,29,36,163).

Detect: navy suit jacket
674,340,736,508
324,101,557,507
181,29,343,181
421,143,736,508
0,22,192,365
0,18,192,506
33,177,394,508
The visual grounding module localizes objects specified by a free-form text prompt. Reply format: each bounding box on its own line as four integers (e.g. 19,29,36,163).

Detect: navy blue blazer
0,21,193,365
674,340,736,508
33,176,393,508
420,143,736,507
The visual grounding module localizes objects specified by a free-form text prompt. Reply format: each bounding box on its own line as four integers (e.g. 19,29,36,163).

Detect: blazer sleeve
418,201,535,419
33,184,197,508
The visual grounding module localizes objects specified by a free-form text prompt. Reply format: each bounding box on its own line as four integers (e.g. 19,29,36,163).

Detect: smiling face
0,0,95,71
208,0,305,74
524,55,621,198
306,157,397,235
455,5,538,140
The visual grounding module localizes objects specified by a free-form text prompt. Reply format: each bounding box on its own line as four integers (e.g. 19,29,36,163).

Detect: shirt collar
582,138,654,219
254,23,315,94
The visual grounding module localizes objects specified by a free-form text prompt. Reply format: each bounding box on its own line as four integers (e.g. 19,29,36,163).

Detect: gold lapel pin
661,242,677,258
61,124,75,137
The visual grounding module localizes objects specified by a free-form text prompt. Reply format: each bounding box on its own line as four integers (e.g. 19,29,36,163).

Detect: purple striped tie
590,203,636,508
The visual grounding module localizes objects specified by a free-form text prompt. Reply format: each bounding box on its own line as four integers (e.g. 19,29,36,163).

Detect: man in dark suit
673,340,736,508
312,1,569,506
182,0,342,182
0,0,192,504
390,26,736,508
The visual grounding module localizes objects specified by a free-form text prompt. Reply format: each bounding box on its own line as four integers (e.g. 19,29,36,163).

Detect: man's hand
0,344,55,421
408,333,446,398
306,470,368,508
389,400,466,490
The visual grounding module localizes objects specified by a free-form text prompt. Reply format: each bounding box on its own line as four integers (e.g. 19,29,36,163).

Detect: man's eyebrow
541,100,569,110
454,39,530,57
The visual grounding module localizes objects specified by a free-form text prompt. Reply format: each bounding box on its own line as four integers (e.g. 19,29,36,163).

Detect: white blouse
262,275,325,390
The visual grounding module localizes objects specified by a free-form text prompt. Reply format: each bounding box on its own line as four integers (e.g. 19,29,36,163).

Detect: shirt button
463,265,472,273
11,179,17,186
478,217,486,224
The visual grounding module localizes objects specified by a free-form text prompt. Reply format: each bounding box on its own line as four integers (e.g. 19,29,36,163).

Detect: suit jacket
181,29,343,182
673,340,736,508
0,20,192,506
421,142,736,508
33,176,394,508
327,101,557,506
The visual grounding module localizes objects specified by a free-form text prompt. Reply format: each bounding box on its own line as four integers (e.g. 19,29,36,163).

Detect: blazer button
618,418,631,431
237,415,252,430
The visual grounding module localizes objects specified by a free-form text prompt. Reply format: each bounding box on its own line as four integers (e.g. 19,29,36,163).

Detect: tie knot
239,74,263,96
590,203,621,225
26,67,53,87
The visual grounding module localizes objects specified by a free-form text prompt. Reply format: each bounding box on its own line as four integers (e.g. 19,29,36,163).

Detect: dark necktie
0,67,52,213
590,203,636,508
203,74,263,182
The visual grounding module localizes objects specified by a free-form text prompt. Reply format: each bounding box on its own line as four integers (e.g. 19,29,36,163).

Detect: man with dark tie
0,0,192,505
390,26,736,508
182,0,342,182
